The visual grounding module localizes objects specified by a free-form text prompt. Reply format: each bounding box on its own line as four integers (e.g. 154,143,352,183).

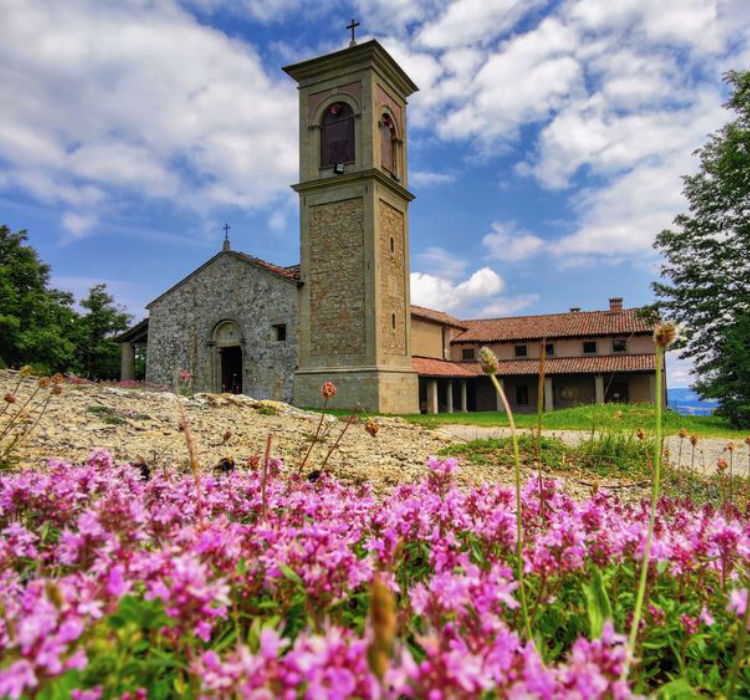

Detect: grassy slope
318,403,744,438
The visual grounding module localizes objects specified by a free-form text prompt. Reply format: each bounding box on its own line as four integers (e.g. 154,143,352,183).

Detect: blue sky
1,0,749,386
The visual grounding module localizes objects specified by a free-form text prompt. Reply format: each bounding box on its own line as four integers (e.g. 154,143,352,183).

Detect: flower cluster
0,450,748,697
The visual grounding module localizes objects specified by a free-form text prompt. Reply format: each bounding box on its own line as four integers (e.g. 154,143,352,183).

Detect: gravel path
443,424,748,478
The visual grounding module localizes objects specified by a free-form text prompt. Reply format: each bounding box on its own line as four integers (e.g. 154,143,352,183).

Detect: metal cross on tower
346,19,360,47
223,223,231,240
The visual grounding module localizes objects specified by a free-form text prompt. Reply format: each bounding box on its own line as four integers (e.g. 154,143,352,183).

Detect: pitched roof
453,308,652,343
114,317,149,344
410,305,468,329
412,356,480,378
228,252,301,282
461,353,658,376
147,250,301,308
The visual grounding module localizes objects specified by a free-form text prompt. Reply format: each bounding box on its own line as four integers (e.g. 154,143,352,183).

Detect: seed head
367,575,397,681
3,392,16,404
51,373,64,385
478,346,499,375
45,581,64,609
248,455,260,470
365,418,379,437
690,435,698,446
745,437,750,447
717,458,729,473
321,381,337,400
679,429,687,439
726,442,735,453
38,377,51,389
653,321,678,349
52,384,63,396
19,365,33,378
222,429,232,443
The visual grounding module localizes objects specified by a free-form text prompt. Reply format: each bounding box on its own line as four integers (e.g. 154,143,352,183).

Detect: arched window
320,102,355,168
380,113,397,175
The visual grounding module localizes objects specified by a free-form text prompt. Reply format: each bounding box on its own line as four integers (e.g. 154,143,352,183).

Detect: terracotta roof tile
230,252,301,281
454,308,652,343
410,305,468,329
461,353,658,376
412,356,481,377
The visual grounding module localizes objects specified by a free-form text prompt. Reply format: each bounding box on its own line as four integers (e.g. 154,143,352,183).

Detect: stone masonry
309,198,366,359
379,200,407,355
146,253,298,402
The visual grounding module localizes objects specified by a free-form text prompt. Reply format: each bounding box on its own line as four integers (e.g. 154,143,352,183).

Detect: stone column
446,380,454,413
544,376,554,412
120,342,135,381
595,374,605,404
460,380,468,413
427,379,439,414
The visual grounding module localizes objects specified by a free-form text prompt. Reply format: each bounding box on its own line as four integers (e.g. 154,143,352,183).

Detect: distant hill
668,388,718,416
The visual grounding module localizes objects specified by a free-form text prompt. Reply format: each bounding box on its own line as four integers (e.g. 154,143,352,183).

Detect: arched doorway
213,320,243,394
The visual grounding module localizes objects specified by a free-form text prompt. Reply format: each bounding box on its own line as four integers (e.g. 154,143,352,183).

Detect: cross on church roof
222,223,231,251
346,18,360,47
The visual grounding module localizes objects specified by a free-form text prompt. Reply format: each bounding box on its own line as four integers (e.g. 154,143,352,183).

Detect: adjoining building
118,37,663,413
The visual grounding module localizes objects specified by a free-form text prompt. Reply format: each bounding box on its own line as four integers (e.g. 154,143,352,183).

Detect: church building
119,36,663,414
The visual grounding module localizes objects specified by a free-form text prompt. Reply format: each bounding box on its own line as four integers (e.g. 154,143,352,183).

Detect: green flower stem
489,373,533,642
728,588,750,698
623,344,665,680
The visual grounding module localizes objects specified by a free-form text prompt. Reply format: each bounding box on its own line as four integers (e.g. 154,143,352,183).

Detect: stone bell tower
284,38,420,413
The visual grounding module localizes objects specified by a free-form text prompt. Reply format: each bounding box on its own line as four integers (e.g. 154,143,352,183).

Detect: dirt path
442,424,747,478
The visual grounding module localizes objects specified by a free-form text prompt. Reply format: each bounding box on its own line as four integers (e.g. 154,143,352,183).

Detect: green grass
309,403,741,438
401,403,742,439
439,430,656,480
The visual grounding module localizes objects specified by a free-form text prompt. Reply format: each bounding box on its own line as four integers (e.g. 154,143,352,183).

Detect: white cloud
477,294,539,318
482,221,545,261
666,351,696,388
0,0,298,234
417,0,546,49
411,267,504,312
414,246,468,279
62,211,98,239
411,170,456,187
437,18,584,145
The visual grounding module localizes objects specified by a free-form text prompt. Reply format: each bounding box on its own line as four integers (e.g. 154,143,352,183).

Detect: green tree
653,69,750,428
75,284,132,380
0,225,78,372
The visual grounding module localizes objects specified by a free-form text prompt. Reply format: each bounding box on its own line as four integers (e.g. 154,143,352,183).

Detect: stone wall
309,198,366,359
146,253,298,401
378,200,407,355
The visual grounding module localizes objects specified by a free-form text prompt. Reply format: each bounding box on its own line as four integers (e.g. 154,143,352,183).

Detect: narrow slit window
273,324,287,342
391,313,396,330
